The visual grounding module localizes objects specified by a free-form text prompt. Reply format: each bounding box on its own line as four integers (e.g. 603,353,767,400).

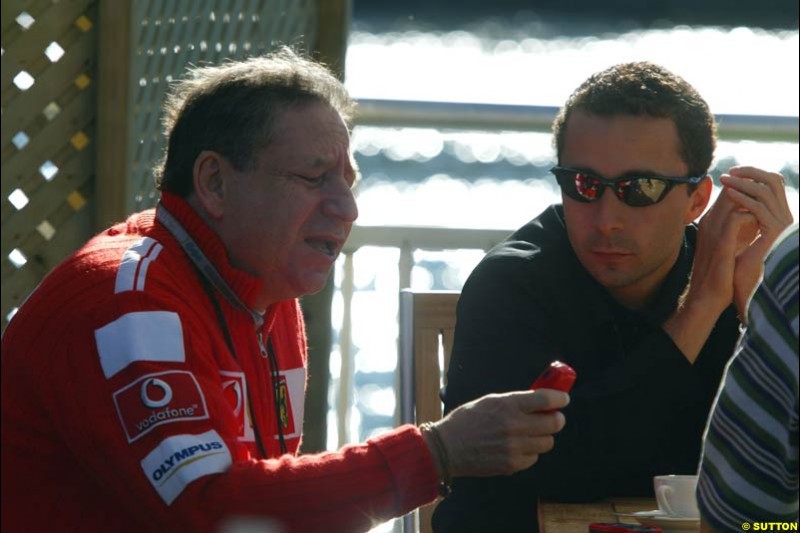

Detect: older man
0,49,568,533
433,62,793,531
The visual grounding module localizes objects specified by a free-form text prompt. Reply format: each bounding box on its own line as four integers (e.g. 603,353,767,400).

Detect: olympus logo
141,430,231,504
150,440,225,482
141,378,173,408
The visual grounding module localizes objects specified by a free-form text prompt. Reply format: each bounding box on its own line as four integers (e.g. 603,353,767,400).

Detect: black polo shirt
433,204,740,532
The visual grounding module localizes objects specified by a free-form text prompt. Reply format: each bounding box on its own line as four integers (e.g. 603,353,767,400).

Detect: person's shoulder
8,211,189,334
762,224,799,303
460,205,572,305
766,224,799,266
1,213,183,366
479,205,569,271
763,224,799,280
65,211,176,293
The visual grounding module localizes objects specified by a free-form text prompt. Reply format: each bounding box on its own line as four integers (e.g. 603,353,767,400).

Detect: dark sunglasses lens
574,172,602,201
555,170,596,203
623,178,669,206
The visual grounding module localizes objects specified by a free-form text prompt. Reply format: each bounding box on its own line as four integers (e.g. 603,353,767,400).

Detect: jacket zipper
257,330,268,358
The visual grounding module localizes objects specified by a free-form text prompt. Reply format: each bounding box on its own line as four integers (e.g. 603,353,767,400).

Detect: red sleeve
36,287,438,533
197,425,439,532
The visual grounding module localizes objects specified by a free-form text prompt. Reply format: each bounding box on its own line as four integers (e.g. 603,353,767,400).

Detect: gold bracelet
420,422,452,497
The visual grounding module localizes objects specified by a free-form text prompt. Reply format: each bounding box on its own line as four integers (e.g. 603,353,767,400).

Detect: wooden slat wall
2,0,98,324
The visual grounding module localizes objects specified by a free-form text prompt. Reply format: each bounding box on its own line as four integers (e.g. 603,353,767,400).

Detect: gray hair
154,47,354,197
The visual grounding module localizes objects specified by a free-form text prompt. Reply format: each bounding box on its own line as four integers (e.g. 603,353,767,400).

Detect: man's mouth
589,249,633,264
306,238,338,258
592,250,630,257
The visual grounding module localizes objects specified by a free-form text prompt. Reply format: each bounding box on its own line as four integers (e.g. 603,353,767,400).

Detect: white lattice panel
1,0,98,326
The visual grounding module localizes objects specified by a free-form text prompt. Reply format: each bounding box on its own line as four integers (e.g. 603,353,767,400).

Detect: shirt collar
157,192,273,322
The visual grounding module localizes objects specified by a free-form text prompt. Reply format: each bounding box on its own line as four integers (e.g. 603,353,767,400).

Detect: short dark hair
154,47,354,197
552,61,716,180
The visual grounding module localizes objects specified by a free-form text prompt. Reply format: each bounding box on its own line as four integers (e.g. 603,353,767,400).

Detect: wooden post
300,272,336,453
299,0,351,452
315,0,351,79
95,0,133,229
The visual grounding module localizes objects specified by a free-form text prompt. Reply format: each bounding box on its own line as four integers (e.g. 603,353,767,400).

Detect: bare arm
664,166,793,362
723,166,794,315
663,186,754,361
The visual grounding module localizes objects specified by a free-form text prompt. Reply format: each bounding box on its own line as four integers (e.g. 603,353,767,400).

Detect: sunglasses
551,166,704,207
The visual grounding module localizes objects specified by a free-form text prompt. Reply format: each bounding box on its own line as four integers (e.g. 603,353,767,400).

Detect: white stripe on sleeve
115,237,164,294
95,311,186,378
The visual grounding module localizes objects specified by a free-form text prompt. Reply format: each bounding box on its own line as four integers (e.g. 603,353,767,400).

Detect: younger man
433,61,793,531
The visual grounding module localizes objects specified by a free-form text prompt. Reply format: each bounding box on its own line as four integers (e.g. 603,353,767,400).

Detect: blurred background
2,3,797,530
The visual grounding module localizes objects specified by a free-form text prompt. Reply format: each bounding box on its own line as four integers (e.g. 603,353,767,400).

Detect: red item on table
589,522,662,532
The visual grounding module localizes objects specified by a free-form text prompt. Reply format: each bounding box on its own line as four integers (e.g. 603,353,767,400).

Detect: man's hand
431,389,568,478
721,166,794,316
664,166,793,361
686,181,757,318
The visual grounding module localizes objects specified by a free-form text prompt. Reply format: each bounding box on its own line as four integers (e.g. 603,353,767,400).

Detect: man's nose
593,187,626,233
323,180,359,223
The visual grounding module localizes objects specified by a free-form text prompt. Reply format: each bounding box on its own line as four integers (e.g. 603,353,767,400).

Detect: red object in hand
529,361,577,393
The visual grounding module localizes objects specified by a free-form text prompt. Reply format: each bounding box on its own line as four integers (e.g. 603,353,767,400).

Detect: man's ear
193,151,226,219
685,176,713,224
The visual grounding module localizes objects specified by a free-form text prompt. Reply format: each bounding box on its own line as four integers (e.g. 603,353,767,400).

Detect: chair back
398,289,460,533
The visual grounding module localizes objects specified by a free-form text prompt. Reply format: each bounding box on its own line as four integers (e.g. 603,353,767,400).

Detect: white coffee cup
654,474,699,518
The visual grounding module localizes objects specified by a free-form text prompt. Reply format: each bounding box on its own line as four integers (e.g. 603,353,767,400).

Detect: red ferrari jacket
1,193,437,532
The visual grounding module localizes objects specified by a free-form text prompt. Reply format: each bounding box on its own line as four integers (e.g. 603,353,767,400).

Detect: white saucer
629,510,700,532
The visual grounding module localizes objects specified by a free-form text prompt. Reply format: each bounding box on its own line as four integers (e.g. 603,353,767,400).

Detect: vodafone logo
141,378,173,408
113,370,209,442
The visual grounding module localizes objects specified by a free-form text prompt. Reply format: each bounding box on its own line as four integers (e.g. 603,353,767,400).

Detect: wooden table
539,497,658,532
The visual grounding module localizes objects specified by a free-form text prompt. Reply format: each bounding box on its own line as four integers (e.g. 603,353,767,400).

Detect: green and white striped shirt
698,224,799,528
